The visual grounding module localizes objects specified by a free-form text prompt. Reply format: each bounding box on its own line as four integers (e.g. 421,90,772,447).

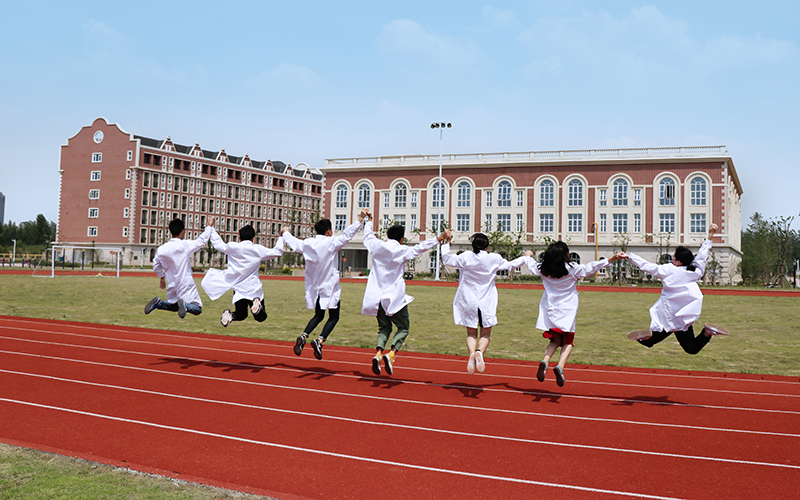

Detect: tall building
58,117,323,267
322,146,743,283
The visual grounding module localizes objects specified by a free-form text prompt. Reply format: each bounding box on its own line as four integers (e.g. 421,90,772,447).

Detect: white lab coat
441,244,527,328
524,256,612,333
152,225,214,306
361,220,440,317
282,220,362,310
201,231,284,303
627,239,712,332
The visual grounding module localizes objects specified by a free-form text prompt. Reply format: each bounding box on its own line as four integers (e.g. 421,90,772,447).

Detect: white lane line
1,335,798,417
1,349,798,439
2,368,797,470
1,326,797,401
0,396,693,500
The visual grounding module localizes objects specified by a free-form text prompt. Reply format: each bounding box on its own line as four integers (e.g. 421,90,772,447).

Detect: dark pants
377,303,410,352
231,298,267,322
158,300,202,315
304,297,340,341
638,324,710,355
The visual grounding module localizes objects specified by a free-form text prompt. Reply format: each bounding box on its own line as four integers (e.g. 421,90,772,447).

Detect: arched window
570,252,581,264
690,177,706,206
660,178,676,206
540,180,554,207
497,181,512,207
457,182,471,207
358,183,371,208
432,181,444,208
335,185,348,208
394,183,407,208
613,179,628,206
568,179,583,207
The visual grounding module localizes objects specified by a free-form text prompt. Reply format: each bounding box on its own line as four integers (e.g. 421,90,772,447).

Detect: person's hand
524,250,534,257
207,216,215,227
159,276,166,289
708,223,718,238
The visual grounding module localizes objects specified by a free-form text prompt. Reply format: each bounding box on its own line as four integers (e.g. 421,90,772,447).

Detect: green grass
1,273,798,499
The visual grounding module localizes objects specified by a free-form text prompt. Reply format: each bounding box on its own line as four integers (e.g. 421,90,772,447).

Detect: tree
739,213,798,287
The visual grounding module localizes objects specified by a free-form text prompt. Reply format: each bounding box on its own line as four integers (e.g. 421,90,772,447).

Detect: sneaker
475,351,486,373
293,334,307,356
144,297,160,315
554,365,566,387
220,309,232,327
372,354,382,375
628,330,653,341
705,323,730,336
467,353,476,375
251,297,263,315
536,360,547,382
311,339,323,360
177,299,187,319
383,351,395,376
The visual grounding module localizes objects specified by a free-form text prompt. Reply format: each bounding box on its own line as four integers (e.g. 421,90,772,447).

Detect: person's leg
232,299,251,322
674,325,711,355
638,330,672,348
556,333,575,368
373,304,393,374
475,326,491,373
303,297,326,335
157,300,178,312
318,301,341,342
184,302,201,316
388,305,410,351
253,299,268,322
466,327,478,374
538,334,560,382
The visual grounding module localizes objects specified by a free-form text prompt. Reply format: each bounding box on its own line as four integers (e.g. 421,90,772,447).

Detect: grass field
1,273,798,499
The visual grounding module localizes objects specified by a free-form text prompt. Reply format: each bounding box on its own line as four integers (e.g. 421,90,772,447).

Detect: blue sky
1,1,798,228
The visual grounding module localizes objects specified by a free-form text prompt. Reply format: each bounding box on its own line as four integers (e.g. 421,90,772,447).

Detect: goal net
41,245,123,278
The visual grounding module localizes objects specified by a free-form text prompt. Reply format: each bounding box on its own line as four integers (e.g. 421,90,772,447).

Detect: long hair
540,241,571,279
470,233,489,253
673,246,696,272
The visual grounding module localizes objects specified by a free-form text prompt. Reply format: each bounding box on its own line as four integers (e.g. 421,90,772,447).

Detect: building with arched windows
321,146,743,283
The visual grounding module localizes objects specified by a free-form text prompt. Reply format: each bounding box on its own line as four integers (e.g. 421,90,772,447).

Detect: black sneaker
177,299,186,319
554,365,566,387
144,297,160,314
293,335,307,356
537,361,547,382
311,339,323,360
372,354,381,375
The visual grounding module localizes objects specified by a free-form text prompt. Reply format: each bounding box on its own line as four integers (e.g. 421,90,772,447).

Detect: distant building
58,117,323,267
322,146,743,283
0,192,5,225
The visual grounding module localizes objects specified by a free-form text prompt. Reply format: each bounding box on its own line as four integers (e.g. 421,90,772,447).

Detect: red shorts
543,328,575,346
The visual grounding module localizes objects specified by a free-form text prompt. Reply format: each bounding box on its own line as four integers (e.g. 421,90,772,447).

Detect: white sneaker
220,309,232,327
251,297,262,315
467,353,476,374
628,330,653,341
475,351,486,373
705,323,730,336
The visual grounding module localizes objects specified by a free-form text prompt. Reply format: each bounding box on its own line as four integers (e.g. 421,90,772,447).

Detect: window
88,208,99,218
127,151,133,162
600,213,607,232
517,190,524,207
123,207,129,218
122,227,128,238
485,191,493,207
612,214,628,233
634,213,641,233
411,192,418,208
690,213,706,233
457,182,471,207
599,189,607,206
124,188,130,199
570,253,581,264
394,183,407,208
126,169,131,180
410,214,417,230
691,178,706,206
334,215,347,231
634,189,641,206
497,181,512,207
87,226,98,237
432,182,444,208
90,170,101,181
383,214,390,229
660,178,676,206
457,214,470,232
613,179,628,206
88,189,100,200
395,214,406,227
539,214,554,232
516,213,523,232
92,153,102,163
568,214,582,232
335,185,348,208
485,214,492,232
384,192,390,208
358,183,371,208
498,214,511,232
659,213,675,233
568,180,583,206
431,214,444,233
540,180,554,207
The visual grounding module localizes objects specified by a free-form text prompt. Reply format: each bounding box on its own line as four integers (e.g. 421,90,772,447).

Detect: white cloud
377,19,481,67
244,63,322,90
482,6,515,29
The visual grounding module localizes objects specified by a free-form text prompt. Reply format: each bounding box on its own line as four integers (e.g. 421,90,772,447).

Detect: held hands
358,208,371,222
438,229,452,243
608,252,626,263
708,222,718,239
206,216,216,227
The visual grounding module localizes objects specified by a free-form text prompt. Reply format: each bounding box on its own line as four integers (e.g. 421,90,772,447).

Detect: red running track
0,315,798,499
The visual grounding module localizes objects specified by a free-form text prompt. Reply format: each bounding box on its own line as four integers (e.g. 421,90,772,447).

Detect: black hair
540,241,571,279
387,224,405,242
315,219,332,235
239,224,255,241
168,218,184,237
470,233,489,253
674,246,696,271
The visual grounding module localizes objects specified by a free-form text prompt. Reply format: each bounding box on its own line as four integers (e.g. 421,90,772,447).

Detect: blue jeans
157,299,202,316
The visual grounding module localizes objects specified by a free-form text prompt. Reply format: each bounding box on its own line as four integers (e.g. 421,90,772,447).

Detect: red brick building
58,117,323,267
322,147,743,283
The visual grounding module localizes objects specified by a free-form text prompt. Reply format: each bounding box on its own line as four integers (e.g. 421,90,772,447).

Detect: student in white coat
145,217,215,318
201,224,285,327
362,213,450,376
283,210,367,360
440,233,528,374
523,241,624,387
624,222,729,353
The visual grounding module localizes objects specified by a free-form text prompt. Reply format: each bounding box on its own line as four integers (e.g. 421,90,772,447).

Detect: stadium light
430,122,451,281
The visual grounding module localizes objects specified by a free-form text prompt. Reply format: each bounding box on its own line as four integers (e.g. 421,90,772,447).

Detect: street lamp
430,122,451,280
11,239,16,266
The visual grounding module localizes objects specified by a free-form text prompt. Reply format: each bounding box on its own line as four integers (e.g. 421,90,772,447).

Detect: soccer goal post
47,245,123,278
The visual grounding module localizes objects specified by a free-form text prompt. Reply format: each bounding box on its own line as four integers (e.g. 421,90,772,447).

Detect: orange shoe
382,351,396,376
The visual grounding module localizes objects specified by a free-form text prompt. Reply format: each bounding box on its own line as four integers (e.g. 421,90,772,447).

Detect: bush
281,266,292,275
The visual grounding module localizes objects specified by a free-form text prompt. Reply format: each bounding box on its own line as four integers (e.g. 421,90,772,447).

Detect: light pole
11,239,16,266
430,122,451,280
592,222,598,280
